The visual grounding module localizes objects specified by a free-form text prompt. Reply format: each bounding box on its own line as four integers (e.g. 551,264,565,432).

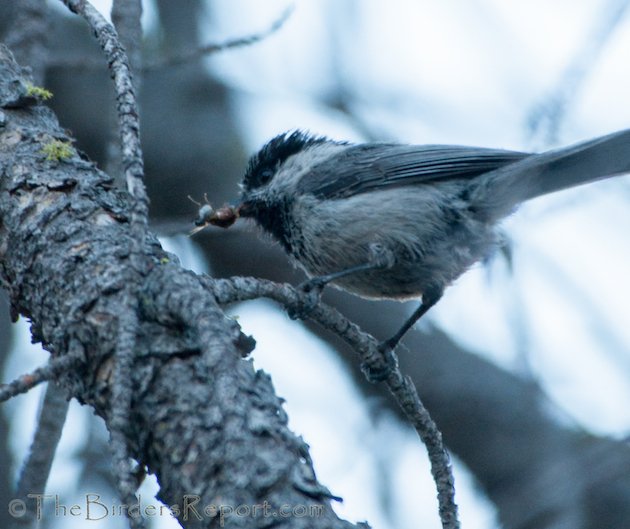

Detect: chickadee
207,130,629,351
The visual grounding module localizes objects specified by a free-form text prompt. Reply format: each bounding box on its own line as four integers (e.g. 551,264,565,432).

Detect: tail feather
471,129,630,221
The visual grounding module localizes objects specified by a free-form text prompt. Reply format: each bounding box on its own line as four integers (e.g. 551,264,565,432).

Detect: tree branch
60,0,148,236
11,383,69,529
143,5,294,71
0,355,80,403
0,45,361,529
210,276,460,529
46,6,294,72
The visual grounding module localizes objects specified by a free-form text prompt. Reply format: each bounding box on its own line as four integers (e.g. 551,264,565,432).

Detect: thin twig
105,0,143,180
208,276,460,529
60,0,148,240
47,5,294,73
0,355,80,403
143,5,294,71
12,384,69,529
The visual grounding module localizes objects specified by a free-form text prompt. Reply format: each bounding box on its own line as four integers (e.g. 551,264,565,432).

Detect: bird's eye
259,169,274,185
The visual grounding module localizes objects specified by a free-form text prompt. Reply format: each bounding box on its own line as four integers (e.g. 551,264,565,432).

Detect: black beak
235,198,253,218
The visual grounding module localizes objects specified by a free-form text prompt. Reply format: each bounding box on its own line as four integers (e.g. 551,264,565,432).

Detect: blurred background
1,0,630,528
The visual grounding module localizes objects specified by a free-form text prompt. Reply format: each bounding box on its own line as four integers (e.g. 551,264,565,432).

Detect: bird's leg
289,262,381,321
299,262,380,294
364,288,443,382
379,289,442,352
299,242,395,296
291,244,393,320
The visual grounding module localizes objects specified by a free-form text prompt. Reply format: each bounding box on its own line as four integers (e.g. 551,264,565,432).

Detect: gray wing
297,144,530,198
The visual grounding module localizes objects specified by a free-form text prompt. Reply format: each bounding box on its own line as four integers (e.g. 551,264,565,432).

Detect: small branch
47,5,294,72
144,5,294,71
106,0,143,179
108,307,144,529
60,0,148,240
0,355,80,403
209,276,460,529
12,384,69,529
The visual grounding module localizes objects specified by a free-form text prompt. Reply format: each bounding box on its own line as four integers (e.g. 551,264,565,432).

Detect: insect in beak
189,199,241,235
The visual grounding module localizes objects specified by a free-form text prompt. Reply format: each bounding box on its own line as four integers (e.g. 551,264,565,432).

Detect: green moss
25,83,53,101
41,140,74,162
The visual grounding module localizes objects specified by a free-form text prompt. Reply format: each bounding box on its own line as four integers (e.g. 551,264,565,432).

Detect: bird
202,129,630,353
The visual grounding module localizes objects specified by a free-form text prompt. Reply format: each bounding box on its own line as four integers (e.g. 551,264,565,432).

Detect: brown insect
188,195,240,235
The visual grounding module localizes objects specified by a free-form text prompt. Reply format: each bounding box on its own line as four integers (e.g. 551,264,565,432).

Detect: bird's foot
287,278,326,320
361,341,399,383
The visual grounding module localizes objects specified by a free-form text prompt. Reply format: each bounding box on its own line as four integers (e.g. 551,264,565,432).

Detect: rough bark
0,46,358,529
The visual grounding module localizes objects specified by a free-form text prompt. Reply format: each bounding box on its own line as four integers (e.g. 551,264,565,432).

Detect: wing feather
297,144,530,198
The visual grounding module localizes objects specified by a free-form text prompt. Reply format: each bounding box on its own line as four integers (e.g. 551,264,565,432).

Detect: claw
298,277,327,294
361,344,398,383
288,280,324,320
